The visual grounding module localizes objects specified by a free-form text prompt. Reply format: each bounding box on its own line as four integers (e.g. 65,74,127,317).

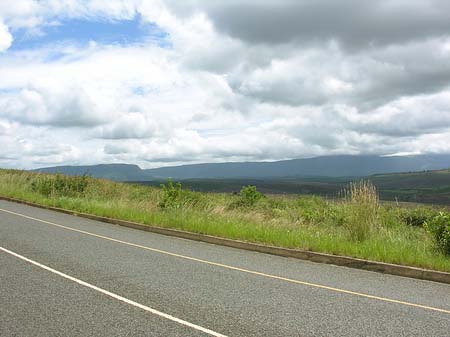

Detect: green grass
1,169,450,272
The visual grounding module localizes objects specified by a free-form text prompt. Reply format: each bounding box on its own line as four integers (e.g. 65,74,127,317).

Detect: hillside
34,164,146,181
34,154,450,180
143,154,450,179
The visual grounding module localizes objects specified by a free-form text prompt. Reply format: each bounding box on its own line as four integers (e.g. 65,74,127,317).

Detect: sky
1,0,450,169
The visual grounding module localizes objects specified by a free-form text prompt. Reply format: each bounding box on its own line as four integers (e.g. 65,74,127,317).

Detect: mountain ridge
33,154,450,181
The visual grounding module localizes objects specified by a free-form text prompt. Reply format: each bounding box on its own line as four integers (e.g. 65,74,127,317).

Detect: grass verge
1,169,449,272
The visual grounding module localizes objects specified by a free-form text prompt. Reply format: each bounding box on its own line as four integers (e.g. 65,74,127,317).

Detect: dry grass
342,180,380,241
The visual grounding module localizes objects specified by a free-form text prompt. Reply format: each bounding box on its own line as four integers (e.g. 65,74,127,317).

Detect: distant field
130,178,346,196
371,169,450,204
2,168,449,272
131,169,450,205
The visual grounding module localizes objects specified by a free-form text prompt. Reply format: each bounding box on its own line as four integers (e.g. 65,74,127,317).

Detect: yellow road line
1,207,449,315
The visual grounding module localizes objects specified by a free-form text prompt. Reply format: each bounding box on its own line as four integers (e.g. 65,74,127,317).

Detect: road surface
1,199,450,336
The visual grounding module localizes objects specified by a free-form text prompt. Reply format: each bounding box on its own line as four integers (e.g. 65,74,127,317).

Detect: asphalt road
1,200,450,337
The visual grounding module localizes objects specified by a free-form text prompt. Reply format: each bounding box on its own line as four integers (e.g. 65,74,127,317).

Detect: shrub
158,178,205,210
401,207,437,227
31,174,89,197
229,185,264,208
424,212,450,255
341,180,379,241
31,175,53,197
159,178,183,209
239,185,264,207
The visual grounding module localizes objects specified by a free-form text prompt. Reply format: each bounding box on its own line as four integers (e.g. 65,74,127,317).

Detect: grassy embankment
1,169,449,272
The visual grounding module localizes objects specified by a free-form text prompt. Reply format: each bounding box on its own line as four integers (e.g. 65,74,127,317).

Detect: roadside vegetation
1,169,449,272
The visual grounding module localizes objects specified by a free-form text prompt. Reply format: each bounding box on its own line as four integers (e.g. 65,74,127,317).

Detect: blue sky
10,15,169,51
1,1,450,169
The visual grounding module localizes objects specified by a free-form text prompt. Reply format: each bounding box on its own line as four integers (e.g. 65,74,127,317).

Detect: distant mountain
144,155,450,179
33,154,450,181
34,164,145,181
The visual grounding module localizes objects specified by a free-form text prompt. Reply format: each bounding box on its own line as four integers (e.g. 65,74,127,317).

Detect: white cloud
1,0,450,169
96,113,158,139
0,21,12,52
0,83,111,127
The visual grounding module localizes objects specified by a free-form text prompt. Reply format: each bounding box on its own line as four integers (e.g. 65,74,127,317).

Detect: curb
1,195,450,285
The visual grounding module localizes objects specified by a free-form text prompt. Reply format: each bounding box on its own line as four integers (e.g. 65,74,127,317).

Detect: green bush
159,178,183,209
31,174,89,197
158,178,204,210
229,185,264,208
424,212,450,255
239,185,264,207
401,207,437,227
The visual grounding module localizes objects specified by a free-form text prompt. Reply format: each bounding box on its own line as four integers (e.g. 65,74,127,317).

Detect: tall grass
0,169,449,272
342,180,379,241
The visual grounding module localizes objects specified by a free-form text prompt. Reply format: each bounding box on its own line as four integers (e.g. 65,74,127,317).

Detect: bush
341,180,379,241
401,207,437,227
31,174,89,197
229,185,264,208
159,178,183,209
424,212,450,255
158,178,204,210
239,185,264,207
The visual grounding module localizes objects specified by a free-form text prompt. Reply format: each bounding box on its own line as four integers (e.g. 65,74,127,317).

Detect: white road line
1,206,450,316
0,246,228,337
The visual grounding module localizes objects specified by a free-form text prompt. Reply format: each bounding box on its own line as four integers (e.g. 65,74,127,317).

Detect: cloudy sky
1,0,450,169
